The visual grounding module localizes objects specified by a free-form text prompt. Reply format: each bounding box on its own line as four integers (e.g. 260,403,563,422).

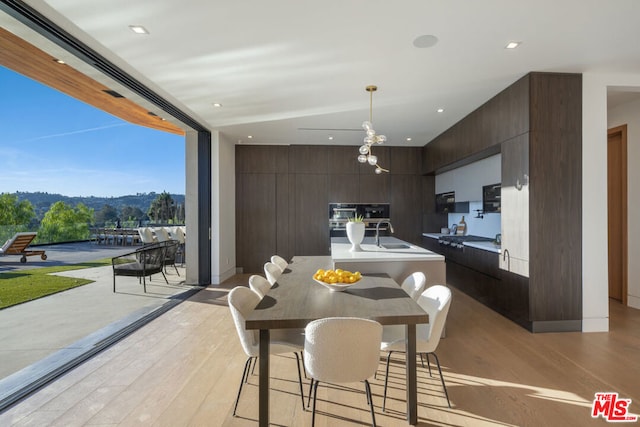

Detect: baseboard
531,319,582,333
581,317,609,332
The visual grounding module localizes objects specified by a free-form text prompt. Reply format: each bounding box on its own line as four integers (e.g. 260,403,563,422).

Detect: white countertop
422,232,501,254
331,236,444,262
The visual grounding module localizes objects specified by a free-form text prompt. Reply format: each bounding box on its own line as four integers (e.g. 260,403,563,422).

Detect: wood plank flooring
0,274,638,426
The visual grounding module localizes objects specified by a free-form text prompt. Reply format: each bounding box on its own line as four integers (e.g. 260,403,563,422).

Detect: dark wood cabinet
390,175,423,244
236,173,278,274
422,72,582,332
237,144,430,272
294,174,329,255
390,147,421,175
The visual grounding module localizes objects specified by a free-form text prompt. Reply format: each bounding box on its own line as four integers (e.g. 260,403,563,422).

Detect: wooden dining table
245,255,429,426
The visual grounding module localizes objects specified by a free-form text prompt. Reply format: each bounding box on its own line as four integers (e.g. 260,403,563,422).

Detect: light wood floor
1,274,638,426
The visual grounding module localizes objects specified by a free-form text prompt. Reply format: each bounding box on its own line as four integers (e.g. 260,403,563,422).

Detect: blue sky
0,66,185,197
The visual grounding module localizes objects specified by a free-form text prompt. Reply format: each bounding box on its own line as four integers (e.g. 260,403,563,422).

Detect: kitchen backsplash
447,201,500,239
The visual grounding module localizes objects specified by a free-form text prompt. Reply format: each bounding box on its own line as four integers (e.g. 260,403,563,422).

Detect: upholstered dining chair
304,317,383,427
248,274,272,299
270,255,288,272
228,287,306,416
264,261,282,286
400,272,427,301
380,285,452,410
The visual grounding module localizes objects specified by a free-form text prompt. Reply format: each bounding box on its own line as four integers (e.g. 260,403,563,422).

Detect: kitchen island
331,236,446,287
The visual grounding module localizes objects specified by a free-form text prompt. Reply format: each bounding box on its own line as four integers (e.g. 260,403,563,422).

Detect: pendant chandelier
358,85,389,174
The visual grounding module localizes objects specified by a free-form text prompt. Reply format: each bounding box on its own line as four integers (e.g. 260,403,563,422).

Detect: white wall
608,96,640,309
583,72,640,331
210,131,236,284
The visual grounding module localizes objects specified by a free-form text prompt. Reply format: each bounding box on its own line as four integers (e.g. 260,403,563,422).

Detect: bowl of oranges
312,268,362,292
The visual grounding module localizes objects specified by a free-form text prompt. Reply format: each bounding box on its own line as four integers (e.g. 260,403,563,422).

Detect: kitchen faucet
375,220,394,247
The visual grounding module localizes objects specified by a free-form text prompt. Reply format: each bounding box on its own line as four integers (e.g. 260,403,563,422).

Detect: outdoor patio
0,241,198,409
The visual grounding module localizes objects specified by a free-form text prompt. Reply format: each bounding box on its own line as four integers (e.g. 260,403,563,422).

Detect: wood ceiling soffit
0,27,184,136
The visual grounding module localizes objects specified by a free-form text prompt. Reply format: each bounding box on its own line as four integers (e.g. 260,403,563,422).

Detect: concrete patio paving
0,242,200,410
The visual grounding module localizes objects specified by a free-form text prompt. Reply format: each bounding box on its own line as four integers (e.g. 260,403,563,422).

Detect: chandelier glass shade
358,85,389,174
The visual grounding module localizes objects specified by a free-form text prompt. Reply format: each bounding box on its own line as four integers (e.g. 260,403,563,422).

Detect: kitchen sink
381,243,411,249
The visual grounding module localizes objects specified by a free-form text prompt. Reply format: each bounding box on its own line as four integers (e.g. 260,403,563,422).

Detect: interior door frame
607,124,628,305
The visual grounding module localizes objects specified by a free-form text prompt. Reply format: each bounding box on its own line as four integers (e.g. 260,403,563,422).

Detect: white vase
346,222,365,252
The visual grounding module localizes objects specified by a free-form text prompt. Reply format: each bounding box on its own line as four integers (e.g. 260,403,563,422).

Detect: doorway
607,125,628,304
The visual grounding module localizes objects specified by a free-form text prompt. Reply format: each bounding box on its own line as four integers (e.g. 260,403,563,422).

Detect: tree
0,193,35,226
120,206,145,222
38,201,94,243
94,204,119,226
147,192,175,224
0,193,36,242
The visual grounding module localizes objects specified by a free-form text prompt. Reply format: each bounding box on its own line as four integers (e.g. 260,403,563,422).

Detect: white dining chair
401,272,427,301
304,317,382,427
270,255,288,272
380,285,452,410
155,227,171,242
264,261,282,286
248,274,272,299
138,227,156,244
228,287,306,416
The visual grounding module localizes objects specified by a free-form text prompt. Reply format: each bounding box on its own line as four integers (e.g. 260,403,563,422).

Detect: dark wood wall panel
276,173,292,261
359,174,390,203
290,145,328,174
328,174,360,203
237,173,277,273
390,175,424,244
236,144,428,272
294,174,329,255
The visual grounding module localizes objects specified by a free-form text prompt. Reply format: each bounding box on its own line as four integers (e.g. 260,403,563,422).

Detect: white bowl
313,278,357,292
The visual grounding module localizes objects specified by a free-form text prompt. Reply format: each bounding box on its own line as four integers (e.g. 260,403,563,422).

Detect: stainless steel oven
329,203,390,237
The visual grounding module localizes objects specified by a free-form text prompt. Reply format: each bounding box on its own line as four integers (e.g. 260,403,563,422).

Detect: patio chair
112,243,167,293
0,232,47,263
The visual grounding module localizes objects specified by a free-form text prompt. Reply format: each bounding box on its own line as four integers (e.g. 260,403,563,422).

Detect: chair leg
161,270,169,284
300,351,308,379
173,263,180,276
382,351,393,412
311,379,320,427
294,352,305,410
113,275,116,293
431,352,451,408
250,357,257,377
142,274,147,293
424,353,432,376
364,379,377,427
307,378,314,408
233,357,253,416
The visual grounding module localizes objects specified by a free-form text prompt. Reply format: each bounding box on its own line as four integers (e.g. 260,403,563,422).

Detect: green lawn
0,259,111,309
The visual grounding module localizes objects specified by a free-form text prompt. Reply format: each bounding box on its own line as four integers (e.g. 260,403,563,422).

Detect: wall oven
329,203,390,237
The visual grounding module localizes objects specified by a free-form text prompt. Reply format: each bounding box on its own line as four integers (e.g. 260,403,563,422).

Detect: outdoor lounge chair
112,243,167,293
0,232,47,263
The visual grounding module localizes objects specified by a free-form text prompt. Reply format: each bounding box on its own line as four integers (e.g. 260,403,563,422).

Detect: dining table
244,255,429,426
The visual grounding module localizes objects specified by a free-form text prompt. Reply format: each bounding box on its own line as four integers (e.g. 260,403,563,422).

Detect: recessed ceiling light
212,103,222,107
505,41,521,49
328,136,334,140
437,108,445,113
53,58,65,64
406,137,412,141
247,135,253,139
129,25,149,35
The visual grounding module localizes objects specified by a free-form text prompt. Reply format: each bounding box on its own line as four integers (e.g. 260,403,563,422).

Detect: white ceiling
5,0,640,147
